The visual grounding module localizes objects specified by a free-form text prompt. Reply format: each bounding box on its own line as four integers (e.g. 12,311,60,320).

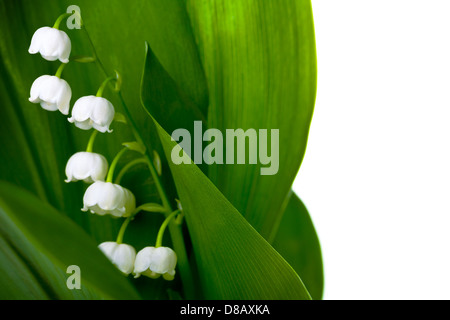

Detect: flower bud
29,75,72,115
133,246,177,280
82,181,135,217
98,241,136,275
65,152,108,183
28,27,71,63
68,96,115,133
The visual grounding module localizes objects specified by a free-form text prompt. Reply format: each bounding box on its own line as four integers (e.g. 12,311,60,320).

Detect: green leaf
140,41,207,140
138,0,209,112
147,115,311,299
0,235,49,300
186,0,317,239
0,180,141,299
272,192,324,300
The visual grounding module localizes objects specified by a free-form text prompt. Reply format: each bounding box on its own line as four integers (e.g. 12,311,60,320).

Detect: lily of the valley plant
2,0,321,301
28,13,180,282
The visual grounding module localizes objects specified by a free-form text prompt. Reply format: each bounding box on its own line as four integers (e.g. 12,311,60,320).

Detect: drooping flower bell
133,246,177,280
65,152,108,183
82,181,135,217
29,75,72,115
68,96,115,133
28,27,71,63
98,241,136,275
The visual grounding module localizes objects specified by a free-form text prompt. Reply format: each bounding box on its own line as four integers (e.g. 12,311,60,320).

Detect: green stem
82,26,107,72
115,92,171,210
116,216,132,244
118,92,196,299
55,63,67,78
106,147,127,183
114,158,147,184
86,130,98,153
96,76,116,97
52,12,71,30
155,210,179,248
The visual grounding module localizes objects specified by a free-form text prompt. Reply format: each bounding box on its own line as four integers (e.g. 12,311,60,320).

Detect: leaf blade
149,116,311,299
272,192,324,300
0,180,141,300
186,0,317,239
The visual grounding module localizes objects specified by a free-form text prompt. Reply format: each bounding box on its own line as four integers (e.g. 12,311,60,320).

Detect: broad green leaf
140,41,208,175
139,0,209,113
146,114,311,299
0,57,47,202
272,192,324,300
0,180,141,299
140,41,207,136
0,235,48,300
186,0,317,239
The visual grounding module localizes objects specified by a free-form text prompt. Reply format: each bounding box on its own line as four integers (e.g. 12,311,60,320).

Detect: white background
293,0,450,299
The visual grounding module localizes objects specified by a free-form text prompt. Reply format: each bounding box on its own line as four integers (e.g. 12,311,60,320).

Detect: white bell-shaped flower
65,152,108,183
133,246,177,280
28,27,71,63
82,181,135,217
98,241,136,275
29,75,71,115
68,96,115,133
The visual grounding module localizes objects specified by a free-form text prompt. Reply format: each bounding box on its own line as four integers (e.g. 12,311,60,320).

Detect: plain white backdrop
293,0,450,299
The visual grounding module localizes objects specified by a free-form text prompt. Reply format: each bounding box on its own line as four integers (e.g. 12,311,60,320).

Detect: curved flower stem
82,26,107,72
114,158,147,184
96,76,117,97
52,12,72,30
106,147,128,183
116,215,132,245
82,26,195,299
116,204,166,244
155,210,179,248
55,63,67,78
85,130,98,153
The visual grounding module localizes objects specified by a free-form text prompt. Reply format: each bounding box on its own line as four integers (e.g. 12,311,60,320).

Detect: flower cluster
29,25,135,218
28,14,178,281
